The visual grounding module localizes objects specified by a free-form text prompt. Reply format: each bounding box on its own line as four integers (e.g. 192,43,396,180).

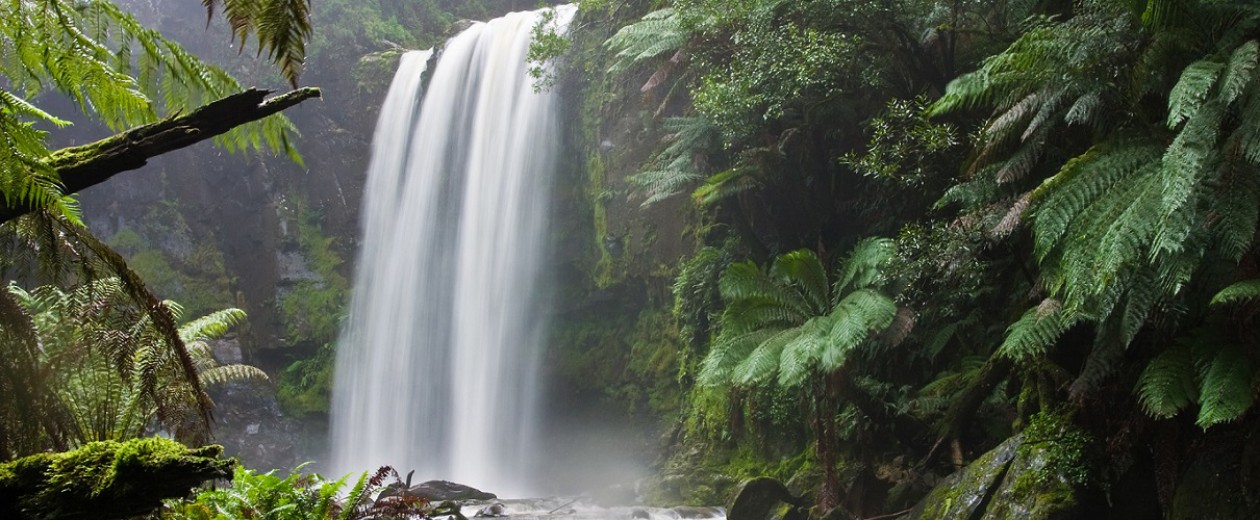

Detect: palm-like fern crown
699,238,898,390
934,0,1260,427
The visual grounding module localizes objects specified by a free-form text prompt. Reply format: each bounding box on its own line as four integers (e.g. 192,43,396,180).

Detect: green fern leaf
999,299,1081,361
832,238,894,298
1195,343,1254,428
770,250,831,316
1210,279,1260,305
1167,59,1223,128
199,364,270,388
1137,343,1198,418
1218,40,1258,106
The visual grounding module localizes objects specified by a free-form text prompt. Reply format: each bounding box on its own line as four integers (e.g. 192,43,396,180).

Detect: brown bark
0,87,322,224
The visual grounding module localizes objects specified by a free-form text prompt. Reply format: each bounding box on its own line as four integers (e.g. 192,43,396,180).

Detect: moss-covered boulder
727,477,808,520
903,435,1023,519
903,416,1093,520
0,437,235,520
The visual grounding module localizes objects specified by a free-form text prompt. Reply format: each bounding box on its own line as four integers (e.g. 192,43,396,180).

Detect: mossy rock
726,477,807,520
979,440,1079,520
903,424,1092,520
0,438,235,520
903,435,1022,520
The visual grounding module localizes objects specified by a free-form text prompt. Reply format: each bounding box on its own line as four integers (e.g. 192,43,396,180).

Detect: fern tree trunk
812,375,843,511
0,87,321,224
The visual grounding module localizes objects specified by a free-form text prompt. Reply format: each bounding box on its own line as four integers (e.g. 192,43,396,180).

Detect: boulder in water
726,477,807,520
379,480,497,502
475,502,508,517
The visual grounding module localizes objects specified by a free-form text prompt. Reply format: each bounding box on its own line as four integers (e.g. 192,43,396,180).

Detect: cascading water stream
329,6,577,497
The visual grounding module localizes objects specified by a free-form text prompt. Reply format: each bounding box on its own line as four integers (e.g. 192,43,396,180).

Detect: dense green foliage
161,465,424,520
585,0,1260,515
0,279,266,457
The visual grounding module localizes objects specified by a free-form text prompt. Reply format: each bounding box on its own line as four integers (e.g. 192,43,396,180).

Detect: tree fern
604,8,688,74
629,116,721,206
702,243,897,391
770,249,831,315
998,299,1081,361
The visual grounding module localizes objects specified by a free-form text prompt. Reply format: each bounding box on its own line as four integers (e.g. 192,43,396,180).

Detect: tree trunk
0,87,321,224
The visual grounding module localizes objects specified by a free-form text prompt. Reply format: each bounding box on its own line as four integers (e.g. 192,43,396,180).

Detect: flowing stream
330,6,577,497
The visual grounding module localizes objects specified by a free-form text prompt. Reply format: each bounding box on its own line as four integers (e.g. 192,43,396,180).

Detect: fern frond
776,317,830,388
698,328,779,386
1030,142,1161,260
770,250,830,316
198,364,270,388
822,289,896,371
1195,342,1254,428
1167,59,1223,128
605,9,688,74
1210,279,1260,305
1217,40,1258,106
998,299,1081,361
832,237,894,298
692,167,759,206
732,327,804,386
179,307,247,342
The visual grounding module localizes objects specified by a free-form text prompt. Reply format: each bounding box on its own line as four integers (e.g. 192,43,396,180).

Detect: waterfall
329,5,576,497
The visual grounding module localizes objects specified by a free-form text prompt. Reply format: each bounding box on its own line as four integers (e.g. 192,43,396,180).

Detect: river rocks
902,429,1090,520
671,506,724,518
726,477,808,520
379,480,497,502
475,502,507,517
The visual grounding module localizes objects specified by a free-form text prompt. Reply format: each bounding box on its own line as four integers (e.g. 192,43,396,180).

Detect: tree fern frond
178,307,247,343
998,299,1081,361
1137,342,1198,418
1195,342,1254,428
1064,90,1102,125
198,364,270,388
1167,59,1223,128
732,327,803,386
776,317,829,388
720,298,807,335
605,8,688,74
698,328,779,386
1218,40,1258,106
202,0,311,87
770,250,830,316
832,238,894,298
1210,279,1260,305
1030,142,1161,260
822,289,896,372
692,166,759,206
